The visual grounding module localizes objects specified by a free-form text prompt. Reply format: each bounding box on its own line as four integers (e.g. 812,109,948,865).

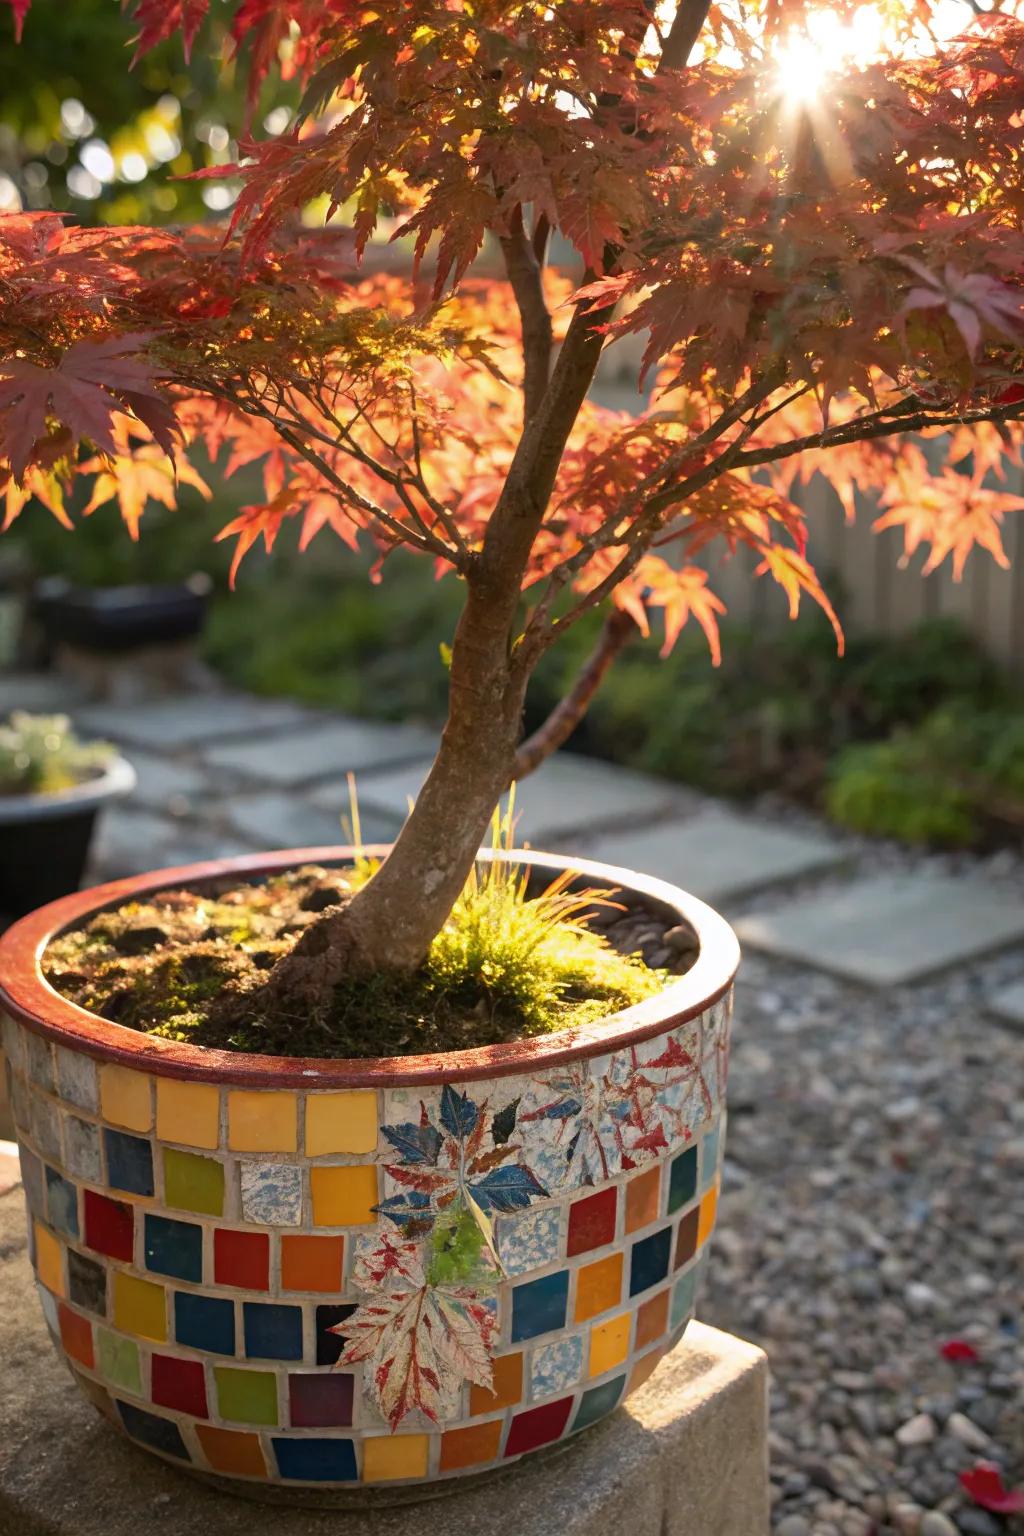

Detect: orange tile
227,1090,297,1153
627,1344,666,1394
635,1288,670,1351
439,1419,503,1472
469,1351,522,1414
310,1164,378,1226
588,1312,631,1377
625,1166,662,1234
155,1078,220,1149
99,1064,153,1133
33,1221,64,1297
697,1183,719,1248
305,1091,378,1155
574,1252,623,1323
362,1433,430,1481
280,1234,344,1292
196,1424,268,1478
58,1303,94,1369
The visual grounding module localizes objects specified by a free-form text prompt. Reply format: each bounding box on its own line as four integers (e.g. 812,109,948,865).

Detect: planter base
0,1184,769,1534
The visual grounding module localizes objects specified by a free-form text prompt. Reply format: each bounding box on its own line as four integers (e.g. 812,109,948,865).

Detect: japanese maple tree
2,0,1024,1012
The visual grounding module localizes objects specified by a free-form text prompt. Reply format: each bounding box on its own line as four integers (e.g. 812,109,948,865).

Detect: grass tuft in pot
0,711,113,795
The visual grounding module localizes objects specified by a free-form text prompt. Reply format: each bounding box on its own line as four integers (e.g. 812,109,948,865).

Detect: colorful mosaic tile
240,1161,302,1226
145,1214,203,1283
104,1129,155,1198
10,978,731,1490
530,1332,584,1397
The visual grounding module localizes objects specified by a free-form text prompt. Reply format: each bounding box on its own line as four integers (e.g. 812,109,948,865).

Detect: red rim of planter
0,845,740,1088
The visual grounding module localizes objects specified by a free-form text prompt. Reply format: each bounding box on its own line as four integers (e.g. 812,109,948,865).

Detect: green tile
163,1148,225,1216
214,1365,278,1425
98,1329,142,1394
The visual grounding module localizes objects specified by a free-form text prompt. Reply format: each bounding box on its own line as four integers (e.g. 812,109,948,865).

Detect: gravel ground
700,945,1024,1536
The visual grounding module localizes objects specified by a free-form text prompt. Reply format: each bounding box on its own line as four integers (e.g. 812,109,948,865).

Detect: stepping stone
202,720,436,786
74,693,313,749
988,979,1024,1032
0,1140,20,1198
0,671,87,717
349,751,683,842
735,873,1024,987
226,791,399,852
122,751,207,816
88,806,253,882
574,811,845,905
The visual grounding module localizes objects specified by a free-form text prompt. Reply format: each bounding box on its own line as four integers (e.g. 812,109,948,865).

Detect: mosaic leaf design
377,1087,547,1236
335,1230,497,1429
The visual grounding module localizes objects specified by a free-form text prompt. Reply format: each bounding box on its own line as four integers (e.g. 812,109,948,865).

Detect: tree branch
512,607,637,780
660,0,714,70
500,206,554,424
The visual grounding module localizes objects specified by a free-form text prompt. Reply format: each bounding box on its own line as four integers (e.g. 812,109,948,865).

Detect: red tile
566,1187,617,1257
673,1208,700,1270
504,1397,573,1457
151,1352,209,1418
288,1372,355,1427
58,1303,95,1369
83,1189,134,1263
214,1229,270,1291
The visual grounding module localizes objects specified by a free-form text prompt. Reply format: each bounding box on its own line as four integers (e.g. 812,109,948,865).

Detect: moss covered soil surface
43,865,683,1059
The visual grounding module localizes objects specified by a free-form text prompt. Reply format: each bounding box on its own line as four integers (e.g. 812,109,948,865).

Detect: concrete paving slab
0,671,88,716
74,694,314,749
120,750,208,816
226,791,400,852
988,978,1024,1032
88,806,254,881
202,721,437,786
574,810,845,904
736,873,1024,986
0,1187,769,1536
349,751,684,843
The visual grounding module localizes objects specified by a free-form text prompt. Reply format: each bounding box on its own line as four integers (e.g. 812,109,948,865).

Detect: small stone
945,1412,989,1450
896,1413,938,1447
892,1505,924,1535
955,1511,1002,1536
776,1518,812,1536
919,1515,958,1536
905,1281,941,1314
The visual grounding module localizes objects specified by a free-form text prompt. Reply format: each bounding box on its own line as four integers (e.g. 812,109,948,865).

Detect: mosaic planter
0,846,739,1501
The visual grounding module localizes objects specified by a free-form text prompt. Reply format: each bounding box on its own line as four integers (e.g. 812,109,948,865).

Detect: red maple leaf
2,0,30,41
959,1463,1024,1514
128,0,209,63
940,1338,980,1362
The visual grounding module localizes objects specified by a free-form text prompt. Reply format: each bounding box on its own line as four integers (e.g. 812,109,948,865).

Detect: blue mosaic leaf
440,1084,478,1140
381,1120,444,1166
471,1163,548,1213
373,1190,434,1226
533,1097,582,1122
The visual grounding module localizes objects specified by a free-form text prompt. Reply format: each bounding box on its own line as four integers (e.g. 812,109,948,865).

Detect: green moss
44,855,669,1060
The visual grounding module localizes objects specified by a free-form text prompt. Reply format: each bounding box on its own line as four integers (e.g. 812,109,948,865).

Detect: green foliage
0,710,112,794
427,1207,490,1287
827,704,1024,846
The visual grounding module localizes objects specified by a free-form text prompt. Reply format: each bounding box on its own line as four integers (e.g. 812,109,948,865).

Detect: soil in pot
44,859,696,1060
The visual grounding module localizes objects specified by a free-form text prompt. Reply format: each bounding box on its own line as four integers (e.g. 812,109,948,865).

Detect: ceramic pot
0,847,738,1501
0,753,136,919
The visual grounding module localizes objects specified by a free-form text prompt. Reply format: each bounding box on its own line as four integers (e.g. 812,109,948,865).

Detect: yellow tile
34,1221,64,1297
99,1065,153,1132
113,1271,167,1342
156,1078,220,1150
589,1312,631,1377
697,1183,719,1248
310,1164,379,1226
227,1090,297,1153
305,1091,378,1156
362,1434,430,1482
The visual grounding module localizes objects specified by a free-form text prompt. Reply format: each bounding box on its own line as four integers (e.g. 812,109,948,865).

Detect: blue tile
573,1374,626,1432
670,1256,703,1331
272,1436,357,1482
175,1290,235,1355
244,1301,303,1361
510,1269,569,1342
629,1226,672,1297
667,1145,698,1214
701,1122,722,1193
145,1214,203,1283
116,1400,190,1461
44,1165,79,1238
103,1129,154,1198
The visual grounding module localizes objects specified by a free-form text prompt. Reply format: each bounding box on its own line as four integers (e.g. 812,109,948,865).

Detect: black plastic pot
0,756,135,920
32,575,211,654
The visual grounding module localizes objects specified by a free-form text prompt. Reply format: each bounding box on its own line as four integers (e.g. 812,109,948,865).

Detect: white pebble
946,1411,990,1450
919,1514,959,1536
895,1412,937,1447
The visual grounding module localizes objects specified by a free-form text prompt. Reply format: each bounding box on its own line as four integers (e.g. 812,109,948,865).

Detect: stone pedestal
0,1188,769,1536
